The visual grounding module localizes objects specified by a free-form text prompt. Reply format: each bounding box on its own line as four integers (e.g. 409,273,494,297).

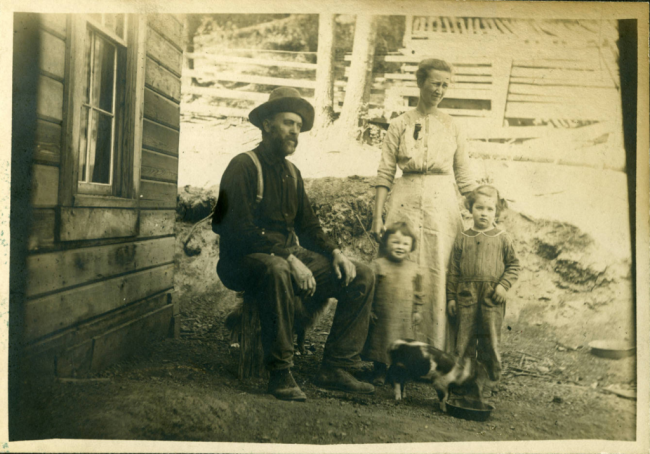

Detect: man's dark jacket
212,145,338,263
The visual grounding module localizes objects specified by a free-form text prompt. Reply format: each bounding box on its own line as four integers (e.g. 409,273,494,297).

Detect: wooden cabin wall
23,14,184,378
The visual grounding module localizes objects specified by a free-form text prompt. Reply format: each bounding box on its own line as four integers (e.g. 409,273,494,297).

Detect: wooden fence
181,17,622,141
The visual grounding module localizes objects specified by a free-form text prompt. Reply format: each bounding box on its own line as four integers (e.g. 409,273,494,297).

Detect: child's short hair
380,221,418,255
466,185,505,216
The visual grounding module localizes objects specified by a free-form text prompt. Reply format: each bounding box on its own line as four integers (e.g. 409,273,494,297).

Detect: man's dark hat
249,87,314,132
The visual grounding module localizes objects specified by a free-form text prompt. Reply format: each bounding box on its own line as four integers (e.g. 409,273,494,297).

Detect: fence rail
182,17,621,135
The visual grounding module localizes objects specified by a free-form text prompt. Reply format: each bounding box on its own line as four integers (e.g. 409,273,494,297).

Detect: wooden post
238,292,269,380
338,14,378,139
182,15,201,85
313,13,336,130
403,15,413,47
491,56,512,128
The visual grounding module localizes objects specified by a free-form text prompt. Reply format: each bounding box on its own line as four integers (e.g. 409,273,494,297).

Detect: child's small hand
492,284,507,304
370,312,378,324
413,312,422,326
448,300,457,317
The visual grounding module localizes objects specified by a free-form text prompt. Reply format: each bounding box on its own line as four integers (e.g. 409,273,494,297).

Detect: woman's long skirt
384,174,463,351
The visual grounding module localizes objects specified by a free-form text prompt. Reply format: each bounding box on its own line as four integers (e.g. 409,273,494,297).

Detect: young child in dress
447,185,520,385
363,222,423,386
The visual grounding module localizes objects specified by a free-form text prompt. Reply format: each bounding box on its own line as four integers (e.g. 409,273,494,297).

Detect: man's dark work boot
314,367,375,394
268,369,307,402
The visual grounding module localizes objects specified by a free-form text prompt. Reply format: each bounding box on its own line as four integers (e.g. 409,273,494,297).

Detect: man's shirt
212,143,339,262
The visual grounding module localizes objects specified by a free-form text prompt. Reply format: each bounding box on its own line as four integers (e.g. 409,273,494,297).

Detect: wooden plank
26,291,171,377
28,209,56,251
91,303,173,372
145,56,181,102
31,164,59,207
465,125,552,140
139,210,176,237
26,237,176,297
508,93,567,103
345,54,493,66
182,84,268,102
139,180,177,208
39,29,66,80
34,119,61,163
144,87,180,130
392,86,493,100
384,72,492,83
37,75,64,121
512,58,597,71
146,27,183,76
141,149,178,183
148,14,183,49
60,208,138,241
505,102,612,121
508,84,619,100
58,15,85,207
183,69,316,89
120,15,148,203
181,104,250,119
24,264,174,342
333,80,384,90
401,65,493,76
142,119,179,156
440,108,490,118
511,66,609,81
186,53,316,70
73,194,138,208
39,14,67,38
509,76,616,89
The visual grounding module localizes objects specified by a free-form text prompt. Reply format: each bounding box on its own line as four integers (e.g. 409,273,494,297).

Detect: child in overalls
447,185,520,384
363,221,424,386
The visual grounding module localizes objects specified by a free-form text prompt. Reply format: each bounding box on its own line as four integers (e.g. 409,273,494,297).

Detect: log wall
22,14,183,377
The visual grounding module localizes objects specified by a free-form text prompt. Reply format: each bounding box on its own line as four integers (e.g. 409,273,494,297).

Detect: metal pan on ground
588,340,636,359
446,398,495,421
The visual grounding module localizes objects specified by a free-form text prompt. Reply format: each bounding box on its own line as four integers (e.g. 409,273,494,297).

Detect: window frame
59,14,146,209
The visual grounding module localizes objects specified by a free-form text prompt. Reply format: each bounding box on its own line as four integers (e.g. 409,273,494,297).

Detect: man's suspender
244,150,298,205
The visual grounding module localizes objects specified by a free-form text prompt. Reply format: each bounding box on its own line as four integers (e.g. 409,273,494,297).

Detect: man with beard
212,87,376,401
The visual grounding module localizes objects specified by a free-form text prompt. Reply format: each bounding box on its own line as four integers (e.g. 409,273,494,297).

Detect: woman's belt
402,169,451,176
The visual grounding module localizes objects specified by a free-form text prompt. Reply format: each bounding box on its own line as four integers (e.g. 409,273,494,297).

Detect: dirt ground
15,175,637,444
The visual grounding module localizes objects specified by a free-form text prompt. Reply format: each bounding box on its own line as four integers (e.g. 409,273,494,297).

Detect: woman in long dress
371,58,478,351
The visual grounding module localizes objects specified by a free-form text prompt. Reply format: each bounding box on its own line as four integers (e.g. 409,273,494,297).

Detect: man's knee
352,262,375,291
262,256,292,282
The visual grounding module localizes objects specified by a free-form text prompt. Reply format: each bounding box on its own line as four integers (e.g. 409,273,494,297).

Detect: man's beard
270,132,298,157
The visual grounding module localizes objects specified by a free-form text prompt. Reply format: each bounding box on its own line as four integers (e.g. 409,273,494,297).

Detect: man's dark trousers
218,247,375,372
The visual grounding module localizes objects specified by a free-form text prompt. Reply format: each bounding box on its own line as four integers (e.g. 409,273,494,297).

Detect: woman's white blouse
375,109,477,195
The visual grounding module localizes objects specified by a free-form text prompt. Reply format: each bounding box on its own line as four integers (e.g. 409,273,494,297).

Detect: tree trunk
183,15,201,84
313,13,336,130
338,15,378,139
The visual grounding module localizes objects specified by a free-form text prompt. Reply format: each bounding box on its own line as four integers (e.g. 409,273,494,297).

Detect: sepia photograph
2,0,649,452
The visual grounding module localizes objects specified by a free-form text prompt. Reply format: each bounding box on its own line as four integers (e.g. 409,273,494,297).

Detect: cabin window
77,15,128,197
62,14,145,207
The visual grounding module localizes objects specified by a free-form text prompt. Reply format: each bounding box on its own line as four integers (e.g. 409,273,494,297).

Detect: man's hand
492,284,507,304
448,300,457,317
287,254,316,298
332,249,356,287
412,312,423,326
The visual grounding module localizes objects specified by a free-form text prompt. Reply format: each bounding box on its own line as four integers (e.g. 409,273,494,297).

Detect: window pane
89,110,114,184
78,105,90,181
90,34,116,113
